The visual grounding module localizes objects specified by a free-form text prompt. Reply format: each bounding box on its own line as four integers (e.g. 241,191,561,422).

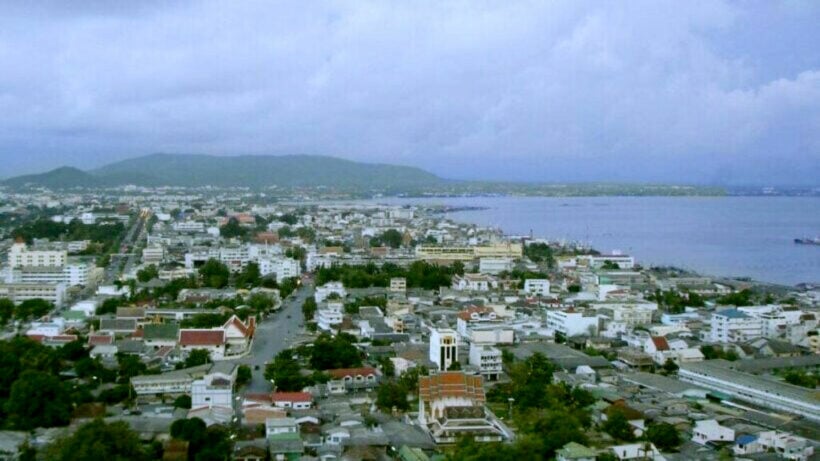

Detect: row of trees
315,261,464,290
264,333,363,392
0,298,53,325
12,218,125,249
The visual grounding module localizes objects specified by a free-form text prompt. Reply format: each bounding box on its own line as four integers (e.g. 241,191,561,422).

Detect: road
104,214,146,284
240,284,312,393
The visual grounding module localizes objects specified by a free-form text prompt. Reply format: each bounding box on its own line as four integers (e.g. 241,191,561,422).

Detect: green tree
236,365,252,387
44,419,148,461
247,292,273,312
96,297,125,315
376,381,409,412
136,264,159,283
183,349,212,368
371,229,403,248
0,298,14,325
661,358,679,375
173,394,192,409
265,349,308,392
301,297,317,320
219,217,247,239
309,333,362,370
199,259,230,288
5,370,72,430
116,353,147,383
603,410,636,442
645,422,681,451
525,243,555,268
15,298,53,320
236,262,261,288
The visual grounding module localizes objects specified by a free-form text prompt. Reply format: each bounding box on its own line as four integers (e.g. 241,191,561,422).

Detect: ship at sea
794,237,820,246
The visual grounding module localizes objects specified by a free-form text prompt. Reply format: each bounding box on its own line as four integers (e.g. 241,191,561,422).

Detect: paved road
240,284,312,393
104,214,146,284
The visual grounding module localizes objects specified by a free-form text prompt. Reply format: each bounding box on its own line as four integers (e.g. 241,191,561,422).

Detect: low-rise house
99,318,138,335
326,367,379,393
131,364,212,396
609,443,663,460
179,329,226,360
692,419,735,446
556,442,596,461
143,323,180,349
272,392,313,410
222,315,255,356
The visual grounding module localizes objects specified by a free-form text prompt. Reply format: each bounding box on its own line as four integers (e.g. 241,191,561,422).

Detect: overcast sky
1,1,818,185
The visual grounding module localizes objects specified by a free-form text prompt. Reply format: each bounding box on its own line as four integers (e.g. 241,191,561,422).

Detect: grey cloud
0,0,818,185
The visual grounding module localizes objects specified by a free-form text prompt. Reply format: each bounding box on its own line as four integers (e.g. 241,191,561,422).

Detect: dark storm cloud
0,1,818,185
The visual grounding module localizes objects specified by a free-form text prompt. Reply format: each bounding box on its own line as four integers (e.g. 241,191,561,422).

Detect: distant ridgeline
1,153,725,196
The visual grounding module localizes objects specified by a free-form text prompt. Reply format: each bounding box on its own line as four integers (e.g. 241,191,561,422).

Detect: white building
191,363,237,408
0,282,67,307
451,274,497,292
173,221,205,232
6,262,93,287
692,419,735,445
679,360,820,422
315,282,346,303
142,245,165,264
259,257,301,281
523,279,550,296
456,306,514,345
547,309,599,337
582,252,635,270
469,344,502,381
8,241,67,268
390,277,407,293
430,328,459,371
709,309,763,343
315,302,344,331
478,258,513,275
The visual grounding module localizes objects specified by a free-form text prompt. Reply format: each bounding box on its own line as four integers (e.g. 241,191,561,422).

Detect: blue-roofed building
734,434,760,456
709,308,763,343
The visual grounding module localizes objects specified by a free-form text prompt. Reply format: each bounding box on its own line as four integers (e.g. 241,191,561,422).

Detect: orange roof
419,372,485,403
272,392,312,403
457,305,494,321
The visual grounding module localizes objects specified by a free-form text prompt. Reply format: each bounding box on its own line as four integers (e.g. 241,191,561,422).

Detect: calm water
379,196,820,286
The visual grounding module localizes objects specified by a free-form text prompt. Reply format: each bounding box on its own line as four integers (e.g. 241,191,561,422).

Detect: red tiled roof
88,334,114,346
26,334,45,343
651,336,670,351
222,315,254,338
419,372,485,403
326,367,378,380
179,329,225,346
457,305,493,321
245,393,273,403
272,392,312,403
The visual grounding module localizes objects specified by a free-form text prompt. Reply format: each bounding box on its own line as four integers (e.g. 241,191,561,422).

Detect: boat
794,237,820,245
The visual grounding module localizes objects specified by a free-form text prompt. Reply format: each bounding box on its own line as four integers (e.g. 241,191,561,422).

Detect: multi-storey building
8,241,67,268
469,344,502,381
430,328,459,371
709,309,763,343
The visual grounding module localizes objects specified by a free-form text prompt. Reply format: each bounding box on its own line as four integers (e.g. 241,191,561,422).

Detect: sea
375,196,820,287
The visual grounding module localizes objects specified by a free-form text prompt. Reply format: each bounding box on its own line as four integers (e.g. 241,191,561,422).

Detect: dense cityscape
0,184,816,460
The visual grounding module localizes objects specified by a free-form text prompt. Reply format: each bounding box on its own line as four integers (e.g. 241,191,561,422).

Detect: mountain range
2,154,445,191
